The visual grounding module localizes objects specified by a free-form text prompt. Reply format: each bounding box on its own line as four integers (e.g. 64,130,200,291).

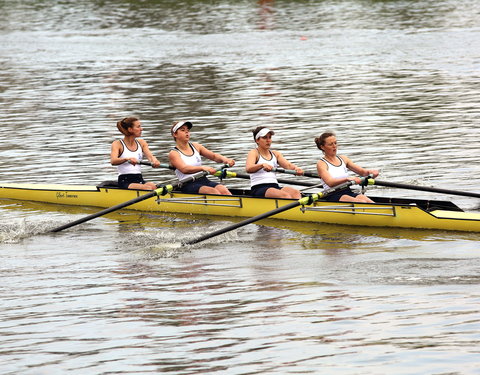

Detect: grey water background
1,0,480,374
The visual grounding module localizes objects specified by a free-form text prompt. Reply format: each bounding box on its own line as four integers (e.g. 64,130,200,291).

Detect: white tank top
250,149,278,187
117,139,143,175
174,142,202,181
320,156,349,189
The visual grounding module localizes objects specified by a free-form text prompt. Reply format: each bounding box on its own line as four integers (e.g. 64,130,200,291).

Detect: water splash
133,242,184,259
124,222,245,259
0,218,52,243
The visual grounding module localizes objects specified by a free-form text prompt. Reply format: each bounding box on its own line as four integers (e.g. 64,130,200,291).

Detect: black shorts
251,183,281,197
180,176,219,194
323,187,358,202
118,174,145,189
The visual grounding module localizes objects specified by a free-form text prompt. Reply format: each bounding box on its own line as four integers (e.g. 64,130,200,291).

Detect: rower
315,131,379,202
245,127,304,199
168,120,235,195
110,117,161,190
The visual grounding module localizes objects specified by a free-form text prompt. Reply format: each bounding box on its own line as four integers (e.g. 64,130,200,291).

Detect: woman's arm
274,150,303,175
110,140,130,166
196,142,235,167
343,155,379,178
138,139,160,167
317,159,359,186
168,149,215,175
245,149,270,173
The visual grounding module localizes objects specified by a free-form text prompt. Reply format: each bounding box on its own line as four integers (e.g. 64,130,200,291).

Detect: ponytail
117,117,139,136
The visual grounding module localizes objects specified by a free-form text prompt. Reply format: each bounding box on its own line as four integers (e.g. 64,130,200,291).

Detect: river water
1,0,479,374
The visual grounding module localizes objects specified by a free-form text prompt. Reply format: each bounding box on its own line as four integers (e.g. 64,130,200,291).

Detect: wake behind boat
1,180,479,233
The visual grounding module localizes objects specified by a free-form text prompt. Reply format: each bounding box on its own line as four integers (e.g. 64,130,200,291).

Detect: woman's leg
127,182,157,190
339,194,374,203
265,187,293,199
198,185,232,195
281,186,301,199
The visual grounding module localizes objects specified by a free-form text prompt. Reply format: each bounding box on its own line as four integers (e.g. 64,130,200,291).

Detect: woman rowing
168,121,235,195
110,117,160,190
246,126,304,199
315,131,379,202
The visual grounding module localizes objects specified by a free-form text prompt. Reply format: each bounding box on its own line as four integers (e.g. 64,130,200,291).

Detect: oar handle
138,160,174,170
274,168,319,178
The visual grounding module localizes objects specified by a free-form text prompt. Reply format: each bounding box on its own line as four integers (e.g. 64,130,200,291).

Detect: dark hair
117,117,139,136
314,132,336,151
252,126,275,141
171,121,179,138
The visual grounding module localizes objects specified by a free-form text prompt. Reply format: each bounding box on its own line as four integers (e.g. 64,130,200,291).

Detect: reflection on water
1,0,480,374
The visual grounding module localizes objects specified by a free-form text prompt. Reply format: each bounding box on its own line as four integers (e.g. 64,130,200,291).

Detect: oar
273,167,319,178
139,160,174,170
215,170,321,188
50,171,208,233
183,177,366,246
274,169,480,199
366,178,480,199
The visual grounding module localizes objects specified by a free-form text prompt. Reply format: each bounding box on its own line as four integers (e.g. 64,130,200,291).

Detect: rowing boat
0,181,479,232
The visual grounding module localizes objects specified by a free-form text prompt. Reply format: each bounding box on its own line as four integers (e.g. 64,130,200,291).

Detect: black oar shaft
50,190,159,232
184,201,301,245
50,171,208,233
276,170,480,199
139,161,174,170
184,178,359,246
371,180,480,199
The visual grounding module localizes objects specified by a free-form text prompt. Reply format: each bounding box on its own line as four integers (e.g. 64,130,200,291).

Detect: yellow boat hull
1,182,479,232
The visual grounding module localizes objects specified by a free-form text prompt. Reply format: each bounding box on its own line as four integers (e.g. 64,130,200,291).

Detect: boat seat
97,180,119,188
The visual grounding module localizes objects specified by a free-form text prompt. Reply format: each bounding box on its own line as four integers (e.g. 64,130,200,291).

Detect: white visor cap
255,128,274,140
171,121,193,134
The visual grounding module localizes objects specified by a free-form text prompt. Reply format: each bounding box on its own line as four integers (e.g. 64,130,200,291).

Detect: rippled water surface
1,1,479,374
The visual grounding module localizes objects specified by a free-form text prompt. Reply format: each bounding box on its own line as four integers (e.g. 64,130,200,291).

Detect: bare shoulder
111,139,122,149
316,159,328,169
271,149,282,158
338,155,350,164
137,138,149,147
247,148,257,156
246,148,259,163
191,141,203,151
168,149,181,162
